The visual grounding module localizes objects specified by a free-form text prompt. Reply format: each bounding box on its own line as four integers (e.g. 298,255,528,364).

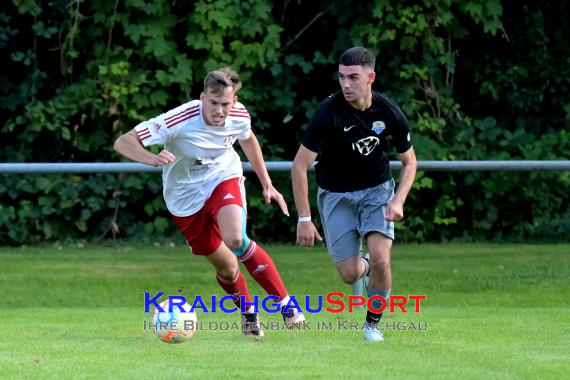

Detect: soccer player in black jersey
291,47,417,342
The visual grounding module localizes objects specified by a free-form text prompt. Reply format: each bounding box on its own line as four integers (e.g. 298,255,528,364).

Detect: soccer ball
152,299,197,343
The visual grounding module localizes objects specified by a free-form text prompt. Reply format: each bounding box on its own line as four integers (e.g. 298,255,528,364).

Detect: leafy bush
1,0,568,245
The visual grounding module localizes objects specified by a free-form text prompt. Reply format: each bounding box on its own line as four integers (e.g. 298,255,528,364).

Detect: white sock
244,305,255,314
279,295,291,308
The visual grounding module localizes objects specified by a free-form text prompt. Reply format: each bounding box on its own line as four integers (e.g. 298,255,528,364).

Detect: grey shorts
317,179,395,263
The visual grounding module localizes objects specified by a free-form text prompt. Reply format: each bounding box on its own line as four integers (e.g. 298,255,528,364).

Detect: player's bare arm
238,133,289,216
291,145,323,246
114,129,175,167
386,147,417,221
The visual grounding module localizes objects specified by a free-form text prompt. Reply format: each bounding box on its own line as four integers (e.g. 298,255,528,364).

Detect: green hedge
1,0,569,245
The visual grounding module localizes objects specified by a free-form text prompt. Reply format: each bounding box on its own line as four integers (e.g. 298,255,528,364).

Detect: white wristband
298,216,311,222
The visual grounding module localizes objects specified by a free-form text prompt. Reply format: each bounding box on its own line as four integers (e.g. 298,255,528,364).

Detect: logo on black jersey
343,124,356,132
352,136,380,156
372,121,386,135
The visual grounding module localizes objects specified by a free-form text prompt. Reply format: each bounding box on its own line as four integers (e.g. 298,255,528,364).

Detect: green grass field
0,243,568,379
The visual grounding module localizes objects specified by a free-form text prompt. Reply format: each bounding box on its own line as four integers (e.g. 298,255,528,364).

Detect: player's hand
262,185,289,216
152,150,176,167
296,221,323,247
385,198,404,221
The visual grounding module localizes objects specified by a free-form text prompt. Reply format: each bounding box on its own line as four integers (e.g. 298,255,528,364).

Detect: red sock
216,271,252,311
240,241,288,301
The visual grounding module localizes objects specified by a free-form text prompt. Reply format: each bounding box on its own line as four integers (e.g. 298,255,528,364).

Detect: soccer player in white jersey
114,67,305,336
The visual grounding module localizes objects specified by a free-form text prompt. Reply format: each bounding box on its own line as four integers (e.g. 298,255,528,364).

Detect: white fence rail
0,161,569,174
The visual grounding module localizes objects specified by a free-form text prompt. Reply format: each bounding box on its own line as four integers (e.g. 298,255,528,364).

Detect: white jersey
134,100,252,217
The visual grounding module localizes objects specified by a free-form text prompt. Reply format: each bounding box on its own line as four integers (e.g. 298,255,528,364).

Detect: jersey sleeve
134,117,168,147
237,127,251,141
387,101,412,153
231,103,252,141
302,101,330,154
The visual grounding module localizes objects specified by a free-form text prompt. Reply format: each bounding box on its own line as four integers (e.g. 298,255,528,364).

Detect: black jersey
303,91,412,192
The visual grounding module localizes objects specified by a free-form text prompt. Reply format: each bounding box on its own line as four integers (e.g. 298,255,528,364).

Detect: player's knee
226,235,251,257
224,237,243,251
339,271,360,284
370,257,390,275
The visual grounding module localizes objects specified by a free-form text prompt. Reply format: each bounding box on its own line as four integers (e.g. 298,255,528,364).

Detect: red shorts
172,177,246,255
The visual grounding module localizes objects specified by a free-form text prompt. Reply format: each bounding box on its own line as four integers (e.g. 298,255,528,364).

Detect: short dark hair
203,67,242,94
338,47,375,69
